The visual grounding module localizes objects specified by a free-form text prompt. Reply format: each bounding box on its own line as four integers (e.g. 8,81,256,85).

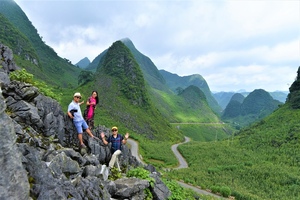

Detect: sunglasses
75,96,81,99
112,129,118,132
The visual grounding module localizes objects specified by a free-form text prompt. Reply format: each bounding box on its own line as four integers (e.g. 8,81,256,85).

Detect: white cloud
14,0,300,92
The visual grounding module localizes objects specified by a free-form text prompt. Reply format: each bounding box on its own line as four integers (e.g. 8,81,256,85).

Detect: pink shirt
87,97,96,119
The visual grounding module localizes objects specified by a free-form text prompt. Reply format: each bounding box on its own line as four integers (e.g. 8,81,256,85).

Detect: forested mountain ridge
0,0,81,87
160,69,222,115
222,89,283,128
82,37,223,125
87,38,171,93
222,93,244,118
87,40,183,141
100,41,150,107
178,85,220,122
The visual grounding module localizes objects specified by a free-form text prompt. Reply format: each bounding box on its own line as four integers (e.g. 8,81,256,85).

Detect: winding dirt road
127,137,225,199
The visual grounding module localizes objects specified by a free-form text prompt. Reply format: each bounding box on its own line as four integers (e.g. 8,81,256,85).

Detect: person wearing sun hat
67,92,95,148
101,126,129,169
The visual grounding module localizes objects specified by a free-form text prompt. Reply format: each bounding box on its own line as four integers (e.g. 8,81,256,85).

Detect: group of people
67,91,129,169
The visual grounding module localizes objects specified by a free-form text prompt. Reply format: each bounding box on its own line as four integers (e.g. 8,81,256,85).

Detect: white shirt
68,101,84,121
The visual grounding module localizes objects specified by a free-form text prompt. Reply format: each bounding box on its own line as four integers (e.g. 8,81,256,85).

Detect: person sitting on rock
101,126,129,170
67,92,95,148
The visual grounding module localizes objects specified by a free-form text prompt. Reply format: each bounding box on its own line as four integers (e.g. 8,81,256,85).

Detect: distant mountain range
75,57,90,69
222,89,283,128
213,91,288,110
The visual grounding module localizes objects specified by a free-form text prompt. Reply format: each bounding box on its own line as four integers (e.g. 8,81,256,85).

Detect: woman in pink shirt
84,91,99,129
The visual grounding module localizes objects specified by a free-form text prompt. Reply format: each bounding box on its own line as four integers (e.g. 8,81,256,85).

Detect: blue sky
14,0,300,92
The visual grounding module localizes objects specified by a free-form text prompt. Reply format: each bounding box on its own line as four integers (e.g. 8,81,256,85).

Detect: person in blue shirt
101,126,129,169
67,92,95,148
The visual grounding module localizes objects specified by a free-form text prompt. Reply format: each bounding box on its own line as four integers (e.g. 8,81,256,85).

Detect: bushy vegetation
126,167,154,200
127,167,155,186
9,68,60,101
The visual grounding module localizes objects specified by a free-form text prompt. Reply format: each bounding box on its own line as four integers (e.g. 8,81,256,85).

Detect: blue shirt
107,134,123,153
68,101,84,122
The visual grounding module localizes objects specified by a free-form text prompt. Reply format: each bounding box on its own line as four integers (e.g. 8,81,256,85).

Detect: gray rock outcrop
0,87,30,200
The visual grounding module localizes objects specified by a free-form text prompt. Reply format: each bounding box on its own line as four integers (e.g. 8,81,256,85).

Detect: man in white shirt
67,92,95,148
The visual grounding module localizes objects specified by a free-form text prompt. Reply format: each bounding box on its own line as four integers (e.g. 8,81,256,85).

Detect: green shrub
9,68,33,83
127,167,155,187
211,185,220,194
108,167,122,181
9,68,60,101
220,186,231,197
127,167,155,199
162,179,196,200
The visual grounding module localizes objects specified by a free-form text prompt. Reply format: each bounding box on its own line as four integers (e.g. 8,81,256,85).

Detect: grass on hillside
166,103,300,200
150,88,220,123
170,123,235,142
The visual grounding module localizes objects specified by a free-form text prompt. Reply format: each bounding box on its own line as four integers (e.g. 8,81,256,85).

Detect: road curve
127,138,146,165
171,136,190,169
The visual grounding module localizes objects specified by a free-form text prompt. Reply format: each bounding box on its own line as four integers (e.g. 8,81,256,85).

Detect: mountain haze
75,57,90,69
212,92,235,110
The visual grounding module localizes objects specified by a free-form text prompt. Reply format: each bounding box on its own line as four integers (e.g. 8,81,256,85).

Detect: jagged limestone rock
48,151,81,178
82,164,110,181
0,88,30,200
150,172,171,200
113,177,149,199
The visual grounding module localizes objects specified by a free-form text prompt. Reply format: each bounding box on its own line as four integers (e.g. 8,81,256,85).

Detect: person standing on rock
67,92,95,148
101,126,129,170
84,90,99,129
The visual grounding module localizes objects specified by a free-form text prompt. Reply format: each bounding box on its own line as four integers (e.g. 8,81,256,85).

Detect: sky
13,0,300,92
